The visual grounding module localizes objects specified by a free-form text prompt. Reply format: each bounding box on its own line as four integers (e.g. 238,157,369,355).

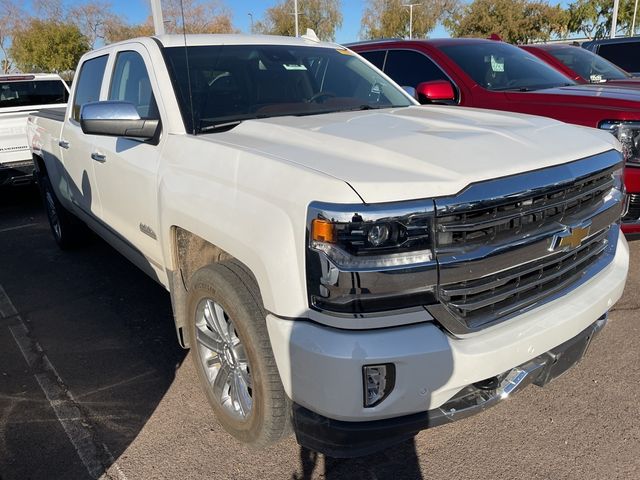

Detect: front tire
186,261,290,447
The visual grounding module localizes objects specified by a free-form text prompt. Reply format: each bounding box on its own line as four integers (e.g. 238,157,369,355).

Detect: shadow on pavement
294,439,424,479
0,186,187,479
1,186,428,479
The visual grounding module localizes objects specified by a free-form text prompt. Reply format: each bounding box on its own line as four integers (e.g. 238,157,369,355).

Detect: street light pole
403,3,421,40
632,0,638,36
294,0,299,37
611,0,619,38
248,13,254,34
150,0,165,35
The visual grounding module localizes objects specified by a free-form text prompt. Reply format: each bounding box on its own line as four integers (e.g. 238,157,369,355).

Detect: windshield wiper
199,120,244,133
339,104,399,112
494,86,535,92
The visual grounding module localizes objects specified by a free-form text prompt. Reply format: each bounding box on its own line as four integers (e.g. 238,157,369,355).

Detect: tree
10,20,89,75
161,0,234,34
361,0,457,39
445,0,568,44
0,0,24,73
104,19,155,44
69,1,119,48
32,0,64,20
254,0,343,41
567,0,637,39
103,0,234,43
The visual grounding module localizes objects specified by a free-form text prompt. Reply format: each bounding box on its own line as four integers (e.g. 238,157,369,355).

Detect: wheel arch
32,153,47,178
168,226,261,349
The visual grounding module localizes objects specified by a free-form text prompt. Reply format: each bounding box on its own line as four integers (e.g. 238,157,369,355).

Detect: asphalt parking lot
0,185,639,480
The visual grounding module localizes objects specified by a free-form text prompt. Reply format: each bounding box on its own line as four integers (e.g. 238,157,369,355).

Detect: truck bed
31,107,66,122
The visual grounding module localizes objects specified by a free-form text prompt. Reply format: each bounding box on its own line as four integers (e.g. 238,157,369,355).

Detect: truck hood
597,78,640,88
208,105,618,204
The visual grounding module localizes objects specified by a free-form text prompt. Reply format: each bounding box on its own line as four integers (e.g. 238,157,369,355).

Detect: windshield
0,80,68,108
545,46,630,82
439,42,576,91
162,44,413,134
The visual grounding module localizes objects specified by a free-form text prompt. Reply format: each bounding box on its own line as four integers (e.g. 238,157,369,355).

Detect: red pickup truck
350,38,640,233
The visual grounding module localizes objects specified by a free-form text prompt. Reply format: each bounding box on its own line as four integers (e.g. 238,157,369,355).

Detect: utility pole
404,3,421,40
611,0,619,38
150,0,165,35
632,0,638,36
294,0,299,37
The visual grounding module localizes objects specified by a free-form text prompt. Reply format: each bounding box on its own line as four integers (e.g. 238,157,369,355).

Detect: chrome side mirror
80,101,159,140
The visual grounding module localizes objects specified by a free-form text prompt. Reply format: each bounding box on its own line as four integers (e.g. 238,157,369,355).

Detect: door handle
91,152,107,163
58,139,70,149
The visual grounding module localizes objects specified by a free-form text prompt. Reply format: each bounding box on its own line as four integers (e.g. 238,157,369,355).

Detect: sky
23,0,577,44
105,0,451,43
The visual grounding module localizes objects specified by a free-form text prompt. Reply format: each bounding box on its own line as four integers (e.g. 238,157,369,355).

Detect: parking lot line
2,285,127,480
0,223,39,234
0,285,17,318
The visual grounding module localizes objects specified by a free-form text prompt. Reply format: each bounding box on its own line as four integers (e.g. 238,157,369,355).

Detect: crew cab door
60,54,109,217
90,46,164,268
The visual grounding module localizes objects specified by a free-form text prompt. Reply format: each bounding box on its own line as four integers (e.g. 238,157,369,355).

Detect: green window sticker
490,56,504,72
283,64,307,71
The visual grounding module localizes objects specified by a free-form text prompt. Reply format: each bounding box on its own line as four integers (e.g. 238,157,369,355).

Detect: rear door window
72,55,108,121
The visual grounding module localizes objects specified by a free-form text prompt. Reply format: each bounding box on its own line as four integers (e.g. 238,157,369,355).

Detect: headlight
306,201,438,315
600,121,640,166
308,202,434,270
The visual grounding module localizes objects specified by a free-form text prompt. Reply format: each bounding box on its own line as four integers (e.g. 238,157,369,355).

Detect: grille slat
440,230,607,297
437,172,614,248
441,230,608,316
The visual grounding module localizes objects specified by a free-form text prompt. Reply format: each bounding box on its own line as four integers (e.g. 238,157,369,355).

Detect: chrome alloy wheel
195,298,253,420
45,190,62,240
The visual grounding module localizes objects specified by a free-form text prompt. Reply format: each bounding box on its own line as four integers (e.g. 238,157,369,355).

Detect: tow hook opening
473,373,509,391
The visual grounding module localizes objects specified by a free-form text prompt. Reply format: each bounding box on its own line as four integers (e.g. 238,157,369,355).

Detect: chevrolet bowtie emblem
550,225,591,252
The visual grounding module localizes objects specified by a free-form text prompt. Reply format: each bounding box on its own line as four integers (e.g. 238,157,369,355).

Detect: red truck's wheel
186,261,291,447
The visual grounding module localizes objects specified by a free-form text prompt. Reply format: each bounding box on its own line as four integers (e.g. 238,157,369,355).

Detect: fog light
363,364,396,407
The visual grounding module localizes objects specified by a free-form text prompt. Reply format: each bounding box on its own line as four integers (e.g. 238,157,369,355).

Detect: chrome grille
438,228,609,330
437,169,614,249
429,150,624,335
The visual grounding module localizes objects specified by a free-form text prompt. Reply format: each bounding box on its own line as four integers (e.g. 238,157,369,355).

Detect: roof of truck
153,33,342,49
347,38,503,48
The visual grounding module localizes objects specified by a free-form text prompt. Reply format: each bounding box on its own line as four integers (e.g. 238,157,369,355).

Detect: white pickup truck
27,34,629,457
0,73,69,187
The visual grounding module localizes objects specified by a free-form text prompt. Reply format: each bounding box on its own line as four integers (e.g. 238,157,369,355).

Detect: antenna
302,29,320,43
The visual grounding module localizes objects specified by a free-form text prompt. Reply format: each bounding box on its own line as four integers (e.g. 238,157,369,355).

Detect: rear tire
38,175,89,249
186,260,291,447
